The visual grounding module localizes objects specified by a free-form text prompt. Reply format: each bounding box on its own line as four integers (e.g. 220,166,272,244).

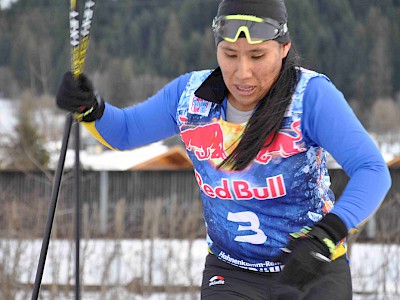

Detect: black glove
278,213,348,288
56,71,105,122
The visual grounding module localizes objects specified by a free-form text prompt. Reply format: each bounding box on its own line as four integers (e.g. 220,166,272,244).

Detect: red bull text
195,170,286,200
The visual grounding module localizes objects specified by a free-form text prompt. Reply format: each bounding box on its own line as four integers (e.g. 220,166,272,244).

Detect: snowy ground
0,0,17,10
1,239,399,299
0,98,17,134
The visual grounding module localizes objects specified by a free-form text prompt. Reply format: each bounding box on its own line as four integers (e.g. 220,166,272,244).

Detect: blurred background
0,0,399,299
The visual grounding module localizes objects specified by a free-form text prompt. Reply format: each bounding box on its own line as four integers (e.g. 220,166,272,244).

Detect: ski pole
31,1,96,298
31,114,73,300
71,1,82,298
74,121,81,300
71,2,96,297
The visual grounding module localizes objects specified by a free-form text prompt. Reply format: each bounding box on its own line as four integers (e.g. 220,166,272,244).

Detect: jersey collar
194,67,228,104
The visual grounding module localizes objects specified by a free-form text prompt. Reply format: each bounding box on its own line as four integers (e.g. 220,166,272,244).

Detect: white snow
0,98,17,134
0,0,17,10
49,141,169,171
1,239,399,299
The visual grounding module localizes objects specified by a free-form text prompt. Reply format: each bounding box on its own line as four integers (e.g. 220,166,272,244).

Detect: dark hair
219,49,300,171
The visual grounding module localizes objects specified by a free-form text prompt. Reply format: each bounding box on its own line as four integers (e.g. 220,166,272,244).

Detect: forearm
331,162,391,230
84,102,179,150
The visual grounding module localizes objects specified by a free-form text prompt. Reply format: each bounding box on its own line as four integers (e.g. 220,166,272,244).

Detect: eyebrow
220,45,267,53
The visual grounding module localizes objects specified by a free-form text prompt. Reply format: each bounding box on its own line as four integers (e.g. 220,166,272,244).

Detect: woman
56,0,391,299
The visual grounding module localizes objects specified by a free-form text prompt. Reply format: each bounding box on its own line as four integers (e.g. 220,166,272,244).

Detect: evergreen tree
161,12,184,76
4,91,49,171
366,7,392,100
0,0,399,130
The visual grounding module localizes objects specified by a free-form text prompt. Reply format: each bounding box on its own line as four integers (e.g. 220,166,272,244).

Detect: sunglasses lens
248,22,280,41
218,19,243,39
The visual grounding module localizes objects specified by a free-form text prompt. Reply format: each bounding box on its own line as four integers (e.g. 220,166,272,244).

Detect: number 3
227,211,267,244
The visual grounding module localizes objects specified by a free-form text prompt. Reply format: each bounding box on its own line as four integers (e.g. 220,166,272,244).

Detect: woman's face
217,38,291,111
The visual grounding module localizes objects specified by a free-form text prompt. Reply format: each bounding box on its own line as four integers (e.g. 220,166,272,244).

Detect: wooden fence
0,169,398,242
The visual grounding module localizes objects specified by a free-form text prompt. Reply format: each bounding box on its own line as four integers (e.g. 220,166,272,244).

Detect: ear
281,42,291,58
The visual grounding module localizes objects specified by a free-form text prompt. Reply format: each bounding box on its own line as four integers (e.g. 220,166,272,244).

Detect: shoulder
167,70,214,94
186,69,215,88
292,68,333,103
298,68,331,87
174,69,215,100
299,68,344,106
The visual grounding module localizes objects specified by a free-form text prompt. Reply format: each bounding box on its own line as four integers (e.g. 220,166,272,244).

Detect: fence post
99,170,109,234
366,215,377,239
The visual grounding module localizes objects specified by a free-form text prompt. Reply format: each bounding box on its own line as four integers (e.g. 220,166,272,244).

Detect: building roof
54,142,192,171
388,156,400,168
130,146,192,170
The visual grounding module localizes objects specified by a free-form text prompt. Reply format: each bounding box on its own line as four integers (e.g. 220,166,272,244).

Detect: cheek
219,60,231,73
217,57,234,79
257,59,282,87
267,54,283,73
216,50,228,69
256,64,274,79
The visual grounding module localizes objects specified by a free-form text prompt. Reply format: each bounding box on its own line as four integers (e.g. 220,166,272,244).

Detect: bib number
227,211,267,244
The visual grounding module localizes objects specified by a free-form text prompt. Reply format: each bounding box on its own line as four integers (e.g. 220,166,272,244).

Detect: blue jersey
83,68,391,271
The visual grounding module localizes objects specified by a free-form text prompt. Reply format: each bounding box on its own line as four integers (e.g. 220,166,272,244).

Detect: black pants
201,254,352,300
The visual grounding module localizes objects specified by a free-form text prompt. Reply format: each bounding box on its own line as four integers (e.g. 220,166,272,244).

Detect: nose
235,57,252,80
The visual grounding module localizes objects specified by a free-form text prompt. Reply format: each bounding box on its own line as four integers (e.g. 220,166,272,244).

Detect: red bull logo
180,118,305,165
180,123,227,160
255,119,305,164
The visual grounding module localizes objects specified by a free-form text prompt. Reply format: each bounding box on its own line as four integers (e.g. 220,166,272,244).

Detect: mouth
234,85,256,95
